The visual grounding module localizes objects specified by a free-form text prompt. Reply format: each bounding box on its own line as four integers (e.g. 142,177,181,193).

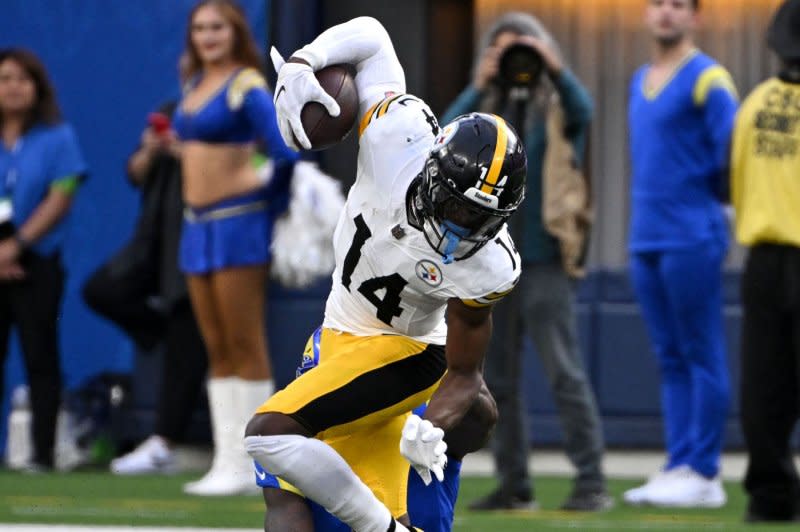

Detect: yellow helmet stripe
480,115,509,195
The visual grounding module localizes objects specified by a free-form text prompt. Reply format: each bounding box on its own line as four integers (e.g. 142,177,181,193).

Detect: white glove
270,47,341,151
400,414,447,486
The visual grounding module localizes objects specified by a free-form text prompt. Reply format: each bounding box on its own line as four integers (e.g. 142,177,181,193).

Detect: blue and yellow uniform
627,50,738,478
174,67,297,274
629,50,737,250
256,329,461,532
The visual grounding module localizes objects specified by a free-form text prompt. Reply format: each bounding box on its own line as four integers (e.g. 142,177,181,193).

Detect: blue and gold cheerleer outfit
174,67,297,274
627,50,738,478
255,329,461,532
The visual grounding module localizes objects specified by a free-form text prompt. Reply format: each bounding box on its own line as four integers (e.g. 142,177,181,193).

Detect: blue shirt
441,69,593,263
0,123,87,255
628,51,739,251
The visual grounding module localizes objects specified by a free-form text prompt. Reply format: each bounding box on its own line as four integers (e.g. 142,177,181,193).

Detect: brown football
297,64,359,151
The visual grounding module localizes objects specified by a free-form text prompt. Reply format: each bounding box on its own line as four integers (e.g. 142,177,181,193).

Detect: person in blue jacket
623,0,738,509
442,12,611,512
0,48,87,472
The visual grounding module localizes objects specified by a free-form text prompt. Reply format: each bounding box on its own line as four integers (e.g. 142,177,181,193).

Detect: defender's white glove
270,47,340,151
400,414,447,485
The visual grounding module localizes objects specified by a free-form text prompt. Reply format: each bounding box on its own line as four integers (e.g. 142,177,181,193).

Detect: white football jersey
323,94,521,344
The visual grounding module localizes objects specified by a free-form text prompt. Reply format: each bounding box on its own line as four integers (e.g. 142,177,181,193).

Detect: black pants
0,252,64,468
83,245,163,351
153,299,207,441
84,270,207,444
484,263,605,496
740,243,800,519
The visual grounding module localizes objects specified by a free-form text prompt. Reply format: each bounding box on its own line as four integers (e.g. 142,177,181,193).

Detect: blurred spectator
173,0,296,495
82,102,209,475
442,12,611,512
732,0,800,522
623,0,738,508
0,48,87,472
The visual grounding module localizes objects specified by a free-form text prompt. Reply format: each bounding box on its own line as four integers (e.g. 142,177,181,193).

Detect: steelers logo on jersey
415,259,443,287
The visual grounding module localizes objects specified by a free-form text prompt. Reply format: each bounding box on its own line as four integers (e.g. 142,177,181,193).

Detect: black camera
498,43,544,88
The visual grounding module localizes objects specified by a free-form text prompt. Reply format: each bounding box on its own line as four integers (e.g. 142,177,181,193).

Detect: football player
244,16,527,532
255,327,498,532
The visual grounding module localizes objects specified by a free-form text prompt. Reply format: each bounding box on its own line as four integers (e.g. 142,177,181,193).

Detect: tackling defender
255,328,498,532
245,16,527,532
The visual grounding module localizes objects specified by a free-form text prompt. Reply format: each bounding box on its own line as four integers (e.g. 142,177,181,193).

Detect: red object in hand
148,112,171,136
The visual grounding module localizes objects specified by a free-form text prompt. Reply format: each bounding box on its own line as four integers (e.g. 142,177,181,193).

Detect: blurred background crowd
0,0,798,523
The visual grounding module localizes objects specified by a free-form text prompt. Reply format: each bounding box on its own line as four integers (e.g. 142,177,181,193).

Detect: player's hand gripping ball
271,47,359,151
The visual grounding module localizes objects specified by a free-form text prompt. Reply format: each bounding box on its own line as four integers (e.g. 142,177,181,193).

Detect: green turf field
0,470,796,531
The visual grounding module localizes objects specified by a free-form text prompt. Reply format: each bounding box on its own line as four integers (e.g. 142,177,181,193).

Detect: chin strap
439,221,470,264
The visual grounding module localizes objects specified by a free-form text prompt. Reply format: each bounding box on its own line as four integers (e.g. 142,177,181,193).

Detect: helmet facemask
406,112,527,264
407,158,516,264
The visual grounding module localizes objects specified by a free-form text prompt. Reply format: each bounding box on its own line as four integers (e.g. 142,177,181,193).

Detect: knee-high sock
231,379,274,477
206,377,238,474
245,434,407,532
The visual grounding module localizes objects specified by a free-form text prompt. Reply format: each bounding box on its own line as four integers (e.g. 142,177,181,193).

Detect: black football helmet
406,112,527,263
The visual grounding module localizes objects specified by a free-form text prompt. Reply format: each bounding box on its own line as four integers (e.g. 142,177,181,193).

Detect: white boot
231,379,275,495
184,377,274,496
183,377,237,495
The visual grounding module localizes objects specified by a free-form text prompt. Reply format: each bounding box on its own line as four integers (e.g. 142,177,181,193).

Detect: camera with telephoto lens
497,43,544,88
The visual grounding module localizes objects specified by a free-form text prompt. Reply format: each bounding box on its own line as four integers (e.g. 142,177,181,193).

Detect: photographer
441,12,610,512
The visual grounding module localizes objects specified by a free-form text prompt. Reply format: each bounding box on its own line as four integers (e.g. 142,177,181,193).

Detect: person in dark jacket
442,11,611,512
83,102,208,475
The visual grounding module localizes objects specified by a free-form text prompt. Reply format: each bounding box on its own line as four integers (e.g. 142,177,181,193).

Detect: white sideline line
0,526,258,532
546,523,728,530
461,450,800,481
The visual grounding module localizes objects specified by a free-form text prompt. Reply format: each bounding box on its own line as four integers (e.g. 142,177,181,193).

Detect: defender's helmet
407,112,527,263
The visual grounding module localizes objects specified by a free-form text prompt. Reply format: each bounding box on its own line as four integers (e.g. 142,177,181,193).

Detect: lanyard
3,138,23,196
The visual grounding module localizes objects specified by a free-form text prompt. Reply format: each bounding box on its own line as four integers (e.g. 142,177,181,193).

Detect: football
298,64,359,151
